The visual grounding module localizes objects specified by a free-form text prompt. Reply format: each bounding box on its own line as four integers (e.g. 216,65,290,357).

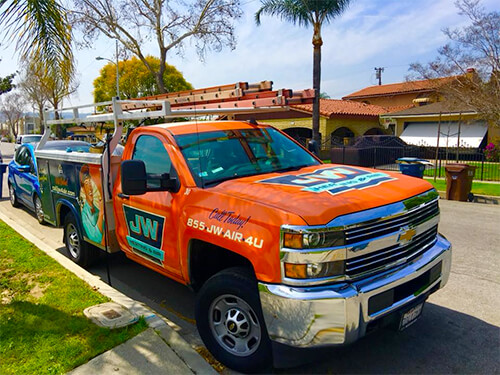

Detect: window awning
400,121,487,148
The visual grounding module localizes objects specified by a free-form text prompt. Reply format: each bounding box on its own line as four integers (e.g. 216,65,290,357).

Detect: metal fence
330,141,500,182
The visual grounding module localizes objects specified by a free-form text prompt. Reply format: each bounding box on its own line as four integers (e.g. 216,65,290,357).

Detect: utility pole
96,39,120,99
374,67,384,85
115,40,120,99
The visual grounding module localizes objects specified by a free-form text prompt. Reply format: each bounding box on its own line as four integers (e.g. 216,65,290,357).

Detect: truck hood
211,164,434,226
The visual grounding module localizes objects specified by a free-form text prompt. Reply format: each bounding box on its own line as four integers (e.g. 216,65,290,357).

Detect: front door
12,146,36,207
115,134,181,278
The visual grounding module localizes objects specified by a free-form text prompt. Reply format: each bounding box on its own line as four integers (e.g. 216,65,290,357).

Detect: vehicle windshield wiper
203,172,259,187
274,164,313,173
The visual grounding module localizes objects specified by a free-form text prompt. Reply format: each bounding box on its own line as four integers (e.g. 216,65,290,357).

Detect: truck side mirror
162,168,181,193
121,160,147,195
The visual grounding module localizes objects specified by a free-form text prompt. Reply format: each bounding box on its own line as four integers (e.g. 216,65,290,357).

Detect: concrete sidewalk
0,193,216,375
69,327,215,374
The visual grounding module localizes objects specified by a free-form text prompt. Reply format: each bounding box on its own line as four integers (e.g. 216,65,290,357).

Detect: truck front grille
346,226,438,278
345,200,439,245
343,197,440,279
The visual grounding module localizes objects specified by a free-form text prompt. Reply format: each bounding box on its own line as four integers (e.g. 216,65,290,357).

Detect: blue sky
0,0,498,107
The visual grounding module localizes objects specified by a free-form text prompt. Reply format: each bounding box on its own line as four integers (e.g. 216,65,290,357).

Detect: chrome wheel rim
35,197,44,222
9,185,15,205
209,294,262,357
66,223,80,259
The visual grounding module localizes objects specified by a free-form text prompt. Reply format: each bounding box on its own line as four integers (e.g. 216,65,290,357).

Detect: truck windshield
174,127,320,187
22,135,42,144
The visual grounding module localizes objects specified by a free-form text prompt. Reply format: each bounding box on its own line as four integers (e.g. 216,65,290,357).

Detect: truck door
12,146,36,206
114,134,182,278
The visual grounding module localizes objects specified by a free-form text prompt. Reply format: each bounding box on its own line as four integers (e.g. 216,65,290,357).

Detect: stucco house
343,71,497,149
235,99,388,154
379,101,498,148
342,77,452,110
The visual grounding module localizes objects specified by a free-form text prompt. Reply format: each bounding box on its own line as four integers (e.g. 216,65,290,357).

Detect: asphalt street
1,140,498,373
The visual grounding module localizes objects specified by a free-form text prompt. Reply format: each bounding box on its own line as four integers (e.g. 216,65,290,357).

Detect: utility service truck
32,82,451,373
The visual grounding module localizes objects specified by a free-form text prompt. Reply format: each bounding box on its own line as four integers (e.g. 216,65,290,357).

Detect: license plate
399,302,424,331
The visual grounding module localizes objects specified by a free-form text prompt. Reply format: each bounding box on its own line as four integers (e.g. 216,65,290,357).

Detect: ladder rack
43,80,314,127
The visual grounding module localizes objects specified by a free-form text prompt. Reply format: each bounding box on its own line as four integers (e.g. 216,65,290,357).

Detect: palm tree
0,0,74,85
255,0,351,145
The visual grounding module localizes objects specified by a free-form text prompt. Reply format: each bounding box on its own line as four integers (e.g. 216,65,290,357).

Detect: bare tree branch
408,0,500,126
72,0,242,93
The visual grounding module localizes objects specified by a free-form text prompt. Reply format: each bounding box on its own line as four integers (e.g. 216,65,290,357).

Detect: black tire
195,267,272,373
34,195,45,225
468,192,475,202
9,184,20,207
64,213,97,267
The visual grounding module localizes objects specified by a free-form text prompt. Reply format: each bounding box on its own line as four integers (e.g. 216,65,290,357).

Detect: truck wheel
64,213,97,267
195,267,272,373
34,195,45,224
9,184,20,207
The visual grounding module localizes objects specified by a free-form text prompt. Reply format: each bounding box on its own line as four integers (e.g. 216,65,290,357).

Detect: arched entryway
364,127,385,136
331,127,355,145
282,127,312,146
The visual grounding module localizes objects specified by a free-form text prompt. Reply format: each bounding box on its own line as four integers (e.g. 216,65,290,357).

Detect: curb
0,208,216,375
437,190,499,204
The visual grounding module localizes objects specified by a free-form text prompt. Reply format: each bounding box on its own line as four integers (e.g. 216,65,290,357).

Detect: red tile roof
342,77,454,99
383,104,415,113
291,99,387,118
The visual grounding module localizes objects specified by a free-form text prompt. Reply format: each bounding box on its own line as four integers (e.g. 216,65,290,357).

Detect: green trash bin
445,163,476,202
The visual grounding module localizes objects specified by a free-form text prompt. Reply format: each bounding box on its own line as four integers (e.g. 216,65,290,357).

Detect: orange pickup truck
35,97,451,372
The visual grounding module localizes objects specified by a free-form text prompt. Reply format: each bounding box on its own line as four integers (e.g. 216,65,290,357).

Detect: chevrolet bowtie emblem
399,228,416,243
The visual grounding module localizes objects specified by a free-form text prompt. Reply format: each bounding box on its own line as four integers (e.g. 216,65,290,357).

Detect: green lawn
423,161,500,181
424,178,500,196
0,220,147,375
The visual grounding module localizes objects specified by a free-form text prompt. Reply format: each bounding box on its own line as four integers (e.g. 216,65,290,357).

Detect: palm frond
255,0,311,27
0,0,74,84
255,0,351,26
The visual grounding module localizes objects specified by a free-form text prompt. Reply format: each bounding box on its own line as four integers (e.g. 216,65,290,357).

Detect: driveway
0,146,498,373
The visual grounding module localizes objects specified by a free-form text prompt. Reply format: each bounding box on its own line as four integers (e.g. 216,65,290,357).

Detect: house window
26,123,35,133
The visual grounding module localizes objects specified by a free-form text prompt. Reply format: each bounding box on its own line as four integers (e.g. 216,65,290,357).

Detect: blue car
8,141,92,224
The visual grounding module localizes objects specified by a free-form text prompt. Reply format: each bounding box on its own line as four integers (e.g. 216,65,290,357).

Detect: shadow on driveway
273,302,499,373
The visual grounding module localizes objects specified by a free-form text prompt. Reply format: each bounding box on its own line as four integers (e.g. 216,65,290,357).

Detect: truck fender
56,199,83,234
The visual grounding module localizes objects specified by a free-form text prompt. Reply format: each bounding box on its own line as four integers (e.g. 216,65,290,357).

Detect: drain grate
84,302,138,329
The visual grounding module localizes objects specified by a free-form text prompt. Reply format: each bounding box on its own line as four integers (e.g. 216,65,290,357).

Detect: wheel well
58,204,71,228
188,239,254,291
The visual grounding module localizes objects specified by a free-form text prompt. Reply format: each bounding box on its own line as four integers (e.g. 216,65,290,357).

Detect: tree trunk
156,71,166,93
312,24,322,146
38,106,44,134
157,49,167,94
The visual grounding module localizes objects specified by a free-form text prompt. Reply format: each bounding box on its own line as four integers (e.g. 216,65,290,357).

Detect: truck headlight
283,230,344,249
284,261,345,279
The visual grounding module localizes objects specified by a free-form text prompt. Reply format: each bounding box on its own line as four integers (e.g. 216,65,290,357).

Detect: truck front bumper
258,234,451,348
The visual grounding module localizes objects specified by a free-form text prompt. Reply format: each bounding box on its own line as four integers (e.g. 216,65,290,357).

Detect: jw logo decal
259,166,395,196
123,206,165,263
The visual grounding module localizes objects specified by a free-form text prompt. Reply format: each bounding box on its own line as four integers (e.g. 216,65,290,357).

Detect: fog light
285,261,345,280
307,263,326,278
